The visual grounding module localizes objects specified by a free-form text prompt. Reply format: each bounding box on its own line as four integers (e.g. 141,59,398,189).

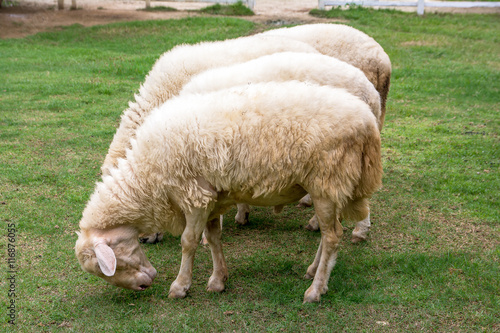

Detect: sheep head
75,225,157,291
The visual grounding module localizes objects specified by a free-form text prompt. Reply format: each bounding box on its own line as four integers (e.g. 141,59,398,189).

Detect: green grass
140,6,178,12
198,1,255,16
1,10,499,332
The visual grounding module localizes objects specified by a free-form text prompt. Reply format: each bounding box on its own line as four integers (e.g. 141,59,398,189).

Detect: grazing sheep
101,35,319,177
180,52,381,128
181,51,382,242
98,35,319,244
260,23,391,127
245,23,390,240
75,81,383,303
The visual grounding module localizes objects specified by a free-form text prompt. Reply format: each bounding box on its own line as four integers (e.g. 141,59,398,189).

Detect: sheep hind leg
168,208,208,299
205,216,228,293
352,212,371,243
303,197,343,303
235,203,250,225
344,199,371,243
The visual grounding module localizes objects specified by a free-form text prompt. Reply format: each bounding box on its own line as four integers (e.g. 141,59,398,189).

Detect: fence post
417,0,425,14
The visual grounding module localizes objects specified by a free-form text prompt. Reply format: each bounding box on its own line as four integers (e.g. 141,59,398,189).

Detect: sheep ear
94,242,117,277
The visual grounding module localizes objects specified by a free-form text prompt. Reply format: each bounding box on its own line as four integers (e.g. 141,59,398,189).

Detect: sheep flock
75,24,391,303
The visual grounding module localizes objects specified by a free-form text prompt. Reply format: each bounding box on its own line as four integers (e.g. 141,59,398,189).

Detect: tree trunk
71,0,77,10
58,0,64,10
145,0,151,9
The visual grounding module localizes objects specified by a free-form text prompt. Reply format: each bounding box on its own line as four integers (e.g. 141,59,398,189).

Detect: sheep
180,51,383,243
233,23,389,240
180,52,381,128
101,35,319,176
259,23,391,125
98,35,320,244
75,81,383,303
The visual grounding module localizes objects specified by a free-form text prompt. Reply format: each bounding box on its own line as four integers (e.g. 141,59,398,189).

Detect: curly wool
180,51,382,129
259,23,391,126
80,82,382,236
101,35,319,176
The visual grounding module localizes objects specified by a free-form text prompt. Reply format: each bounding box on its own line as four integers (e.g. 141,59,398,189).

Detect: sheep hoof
351,235,367,244
273,205,284,214
139,232,164,244
207,277,226,293
304,223,318,232
168,282,189,299
297,195,313,208
168,288,187,299
351,228,368,243
303,272,314,280
201,236,209,246
304,214,319,232
303,288,321,303
235,212,249,225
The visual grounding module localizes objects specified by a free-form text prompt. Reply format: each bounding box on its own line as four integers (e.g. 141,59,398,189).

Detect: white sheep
180,51,383,243
102,35,319,176
234,23,390,241
99,35,319,244
181,52,381,128
75,81,383,303
259,23,392,125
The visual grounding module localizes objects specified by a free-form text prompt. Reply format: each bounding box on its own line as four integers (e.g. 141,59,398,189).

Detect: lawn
0,8,499,332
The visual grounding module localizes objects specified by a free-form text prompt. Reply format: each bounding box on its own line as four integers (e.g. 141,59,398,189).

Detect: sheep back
180,51,382,129
102,35,319,175
260,24,391,126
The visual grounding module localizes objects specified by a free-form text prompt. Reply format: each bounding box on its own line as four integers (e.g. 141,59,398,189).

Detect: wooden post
58,0,64,10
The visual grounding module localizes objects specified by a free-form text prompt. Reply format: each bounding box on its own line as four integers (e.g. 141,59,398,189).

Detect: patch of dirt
2,0,498,39
0,0,330,39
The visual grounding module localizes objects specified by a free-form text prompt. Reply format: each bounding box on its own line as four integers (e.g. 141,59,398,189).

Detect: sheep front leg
168,209,208,299
303,198,343,303
205,216,228,293
235,203,250,225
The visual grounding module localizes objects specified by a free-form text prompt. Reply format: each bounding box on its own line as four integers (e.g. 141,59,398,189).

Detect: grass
198,1,255,16
0,9,499,332
140,6,178,12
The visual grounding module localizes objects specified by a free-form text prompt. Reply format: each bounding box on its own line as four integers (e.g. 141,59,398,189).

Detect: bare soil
2,0,498,39
0,0,328,39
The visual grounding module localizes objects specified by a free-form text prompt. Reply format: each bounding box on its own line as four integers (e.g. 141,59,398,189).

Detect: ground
1,0,498,39
0,0,327,39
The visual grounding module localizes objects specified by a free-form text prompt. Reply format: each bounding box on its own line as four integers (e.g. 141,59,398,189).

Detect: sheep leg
168,208,208,299
305,214,320,231
235,203,250,225
303,197,343,303
352,212,371,243
201,215,224,245
205,216,228,293
304,239,322,280
297,194,313,207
